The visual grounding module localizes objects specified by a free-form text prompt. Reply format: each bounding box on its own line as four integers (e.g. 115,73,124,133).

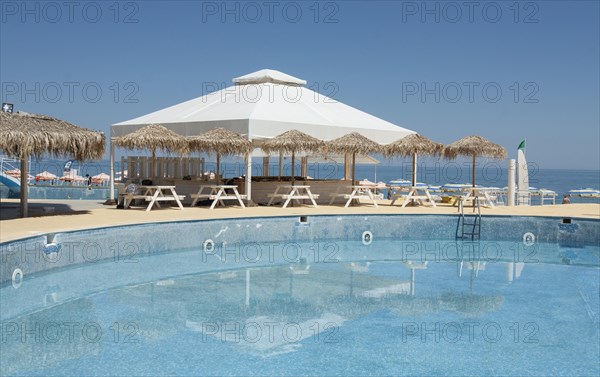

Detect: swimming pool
1,216,598,376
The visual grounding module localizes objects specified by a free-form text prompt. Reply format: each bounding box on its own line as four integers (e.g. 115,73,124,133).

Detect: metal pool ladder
458,196,481,239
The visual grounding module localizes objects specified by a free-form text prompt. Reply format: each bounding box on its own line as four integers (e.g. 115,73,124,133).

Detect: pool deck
0,198,598,243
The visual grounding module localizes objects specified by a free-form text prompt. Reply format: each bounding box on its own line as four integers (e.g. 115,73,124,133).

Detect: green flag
518,140,526,150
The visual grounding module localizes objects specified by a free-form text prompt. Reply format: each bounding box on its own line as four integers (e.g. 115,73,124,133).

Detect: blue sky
1,0,598,169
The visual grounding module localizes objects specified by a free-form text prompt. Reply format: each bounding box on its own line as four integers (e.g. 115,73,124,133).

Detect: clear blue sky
1,0,598,169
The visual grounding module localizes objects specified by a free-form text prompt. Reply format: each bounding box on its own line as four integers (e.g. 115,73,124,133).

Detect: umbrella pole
151,148,156,182
20,157,28,218
278,153,283,180
216,153,221,185
201,157,205,180
351,152,356,185
472,154,476,187
412,153,417,187
344,154,350,180
291,152,295,186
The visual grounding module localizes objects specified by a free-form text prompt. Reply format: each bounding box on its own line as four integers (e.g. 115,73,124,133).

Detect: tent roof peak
233,69,307,86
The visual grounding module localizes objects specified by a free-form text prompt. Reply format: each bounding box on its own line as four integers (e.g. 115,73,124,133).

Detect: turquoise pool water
1,238,598,376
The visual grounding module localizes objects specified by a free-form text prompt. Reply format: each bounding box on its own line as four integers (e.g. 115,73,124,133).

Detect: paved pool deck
0,198,598,243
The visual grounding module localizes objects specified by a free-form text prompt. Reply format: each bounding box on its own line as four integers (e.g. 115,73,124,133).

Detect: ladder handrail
458,196,481,240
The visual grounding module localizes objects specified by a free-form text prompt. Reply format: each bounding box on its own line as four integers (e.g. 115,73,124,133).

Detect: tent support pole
20,157,28,218
120,156,124,182
107,141,116,204
245,152,252,203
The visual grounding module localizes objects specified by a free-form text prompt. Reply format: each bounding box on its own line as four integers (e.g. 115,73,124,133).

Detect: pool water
1,239,599,376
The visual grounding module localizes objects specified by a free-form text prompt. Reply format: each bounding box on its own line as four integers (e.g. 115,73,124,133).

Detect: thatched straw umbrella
260,130,324,185
0,111,105,217
112,124,187,181
188,128,252,185
384,134,444,186
326,132,382,184
443,135,507,187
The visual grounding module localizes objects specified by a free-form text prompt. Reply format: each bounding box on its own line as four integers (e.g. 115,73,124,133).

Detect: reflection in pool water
1,240,599,376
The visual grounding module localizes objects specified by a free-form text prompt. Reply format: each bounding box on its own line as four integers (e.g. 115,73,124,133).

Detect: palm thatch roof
384,134,443,158
0,111,105,160
0,110,105,218
112,124,187,153
326,132,382,154
325,132,382,184
260,130,324,155
443,135,507,188
188,128,252,155
443,135,507,160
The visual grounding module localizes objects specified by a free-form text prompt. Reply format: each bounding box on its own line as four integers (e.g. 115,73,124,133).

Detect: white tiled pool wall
1,215,598,284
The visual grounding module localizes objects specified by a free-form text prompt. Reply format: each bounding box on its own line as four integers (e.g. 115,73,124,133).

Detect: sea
1,157,599,204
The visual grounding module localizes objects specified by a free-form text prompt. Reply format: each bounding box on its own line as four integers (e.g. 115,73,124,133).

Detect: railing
457,196,481,240
0,155,21,174
121,156,206,180
0,155,27,187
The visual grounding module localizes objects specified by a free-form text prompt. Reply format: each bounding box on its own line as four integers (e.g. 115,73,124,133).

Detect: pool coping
0,204,600,245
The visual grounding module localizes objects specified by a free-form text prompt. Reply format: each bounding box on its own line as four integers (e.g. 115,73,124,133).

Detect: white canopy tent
110,69,416,201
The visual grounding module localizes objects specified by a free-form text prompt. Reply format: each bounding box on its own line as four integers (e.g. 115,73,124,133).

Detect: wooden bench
389,193,407,206
123,194,148,207
191,193,247,202
267,185,319,208
328,185,379,207
346,194,366,199
190,193,212,200
124,194,186,207
268,194,320,199
328,192,352,203
190,185,247,208
329,193,350,199
127,194,148,200
332,193,372,199
209,194,248,200
329,192,372,204
406,195,430,200
144,195,186,202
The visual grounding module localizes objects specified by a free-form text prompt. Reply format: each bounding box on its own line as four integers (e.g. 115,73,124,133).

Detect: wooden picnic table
123,185,185,212
267,184,319,208
390,186,437,207
329,185,379,207
455,187,496,211
190,185,246,209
